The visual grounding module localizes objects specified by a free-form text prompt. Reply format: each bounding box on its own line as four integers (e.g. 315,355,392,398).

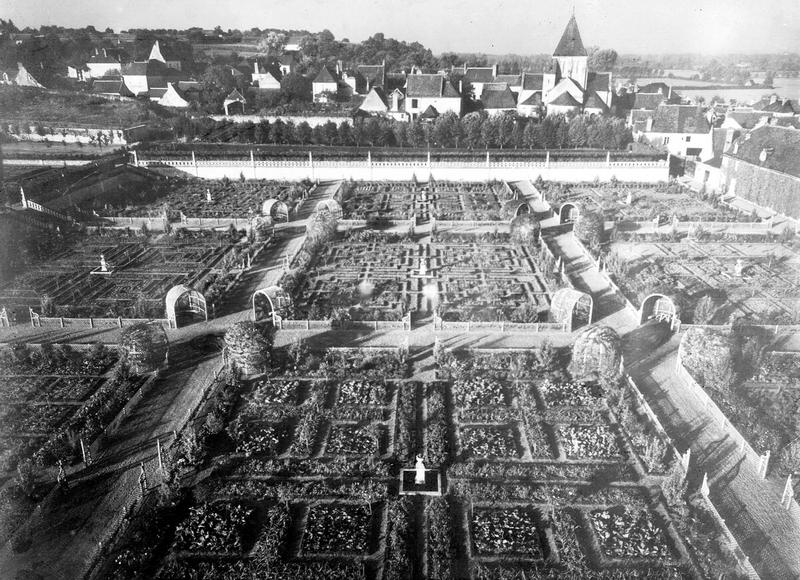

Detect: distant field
0,86,172,128
193,42,262,57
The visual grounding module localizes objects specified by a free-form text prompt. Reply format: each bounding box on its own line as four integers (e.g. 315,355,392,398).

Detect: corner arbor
262,199,289,222
640,293,681,331
252,286,292,324
165,285,207,328
550,288,593,331
501,200,532,221
570,325,622,380
315,199,343,219
120,322,169,375
559,203,579,224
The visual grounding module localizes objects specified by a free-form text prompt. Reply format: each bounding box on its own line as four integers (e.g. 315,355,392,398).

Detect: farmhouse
404,73,462,120
633,103,712,157
721,125,800,219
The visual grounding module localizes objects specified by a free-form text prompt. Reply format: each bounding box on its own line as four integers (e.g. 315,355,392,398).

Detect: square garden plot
461,425,521,459
589,507,676,561
336,380,389,406
301,503,372,555
232,421,286,457
538,379,604,408
326,423,381,456
557,424,621,459
453,377,507,409
472,507,546,559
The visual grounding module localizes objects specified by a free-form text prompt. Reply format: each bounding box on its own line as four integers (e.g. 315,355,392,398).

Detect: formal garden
90,333,748,580
605,239,800,324
90,177,312,220
0,227,262,319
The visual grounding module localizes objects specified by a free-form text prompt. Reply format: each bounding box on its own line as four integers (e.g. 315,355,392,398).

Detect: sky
3,0,800,55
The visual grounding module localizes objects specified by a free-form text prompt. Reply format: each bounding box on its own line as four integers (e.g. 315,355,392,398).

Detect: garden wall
137,158,669,183
723,158,800,220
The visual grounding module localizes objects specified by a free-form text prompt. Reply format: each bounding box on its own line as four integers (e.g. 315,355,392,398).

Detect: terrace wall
136,158,669,183
209,114,353,127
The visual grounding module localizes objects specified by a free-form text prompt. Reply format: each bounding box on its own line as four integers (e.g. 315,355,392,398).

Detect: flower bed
472,508,543,558
173,502,254,554
302,504,371,554
337,380,388,406
453,378,506,408
246,379,301,408
539,379,604,408
589,508,673,560
233,421,284,456
326,423,379,456
461,426,519,459
558,425,621,459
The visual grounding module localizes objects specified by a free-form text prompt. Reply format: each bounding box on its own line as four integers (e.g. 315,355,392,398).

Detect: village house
404,73,462,120
12,62,46,88
277,53,297,76
358,87,406,120
224,89,247,115
721,125,800,219
343,62,386,96
84,48,128,79
633,103,712,157
463,65,498,99
252,61,281,90
481,84,517,116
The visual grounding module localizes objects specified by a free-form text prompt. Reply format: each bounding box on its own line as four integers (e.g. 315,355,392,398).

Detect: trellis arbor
252,286,292,324
560,202,579,224
315,199,343,219
640,293,681,330
261,199,289,222
570,325,622,380
550,288,593,332
501,200,532,221
165,285,207,328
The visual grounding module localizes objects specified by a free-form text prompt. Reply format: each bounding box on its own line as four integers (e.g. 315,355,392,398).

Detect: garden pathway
624,333,800,580
0,348,224,580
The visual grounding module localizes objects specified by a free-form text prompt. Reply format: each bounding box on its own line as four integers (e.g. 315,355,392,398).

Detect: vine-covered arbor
315,199,343,219
570,325,622,379
550,288,593,331
640,293,681,330
165,285,207,328
560,203,579,224
252,286,292,323
261,199,289,222
502,200,532,221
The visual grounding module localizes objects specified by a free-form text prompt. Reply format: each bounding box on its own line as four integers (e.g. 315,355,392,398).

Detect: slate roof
495,74,521,86
519,92,542,106
225,89,246,102
420,104,439,119
725,110,769,129
464,67,495,83
773,117,800,129
650,104,710,134
91,78,135,97
549,92,582,107
521,73,543,91
359,87,389,112
637,82,671,95
358,64,385,87
587,72,611,93
481,86,517,109
726,125,800,179
553,15,587,57
122,62,149,76
584,91,609,112
633,92,668,110
406,74,460,98
313,66,338,84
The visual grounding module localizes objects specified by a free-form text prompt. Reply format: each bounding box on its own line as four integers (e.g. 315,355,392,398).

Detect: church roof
521,72,543,91
553,15,587,57
549,92,582,107
584,91,609,112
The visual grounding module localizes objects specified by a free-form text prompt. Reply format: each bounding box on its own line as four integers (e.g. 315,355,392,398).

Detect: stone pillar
781,475,794,510
758,450,770,479
699,472,710,497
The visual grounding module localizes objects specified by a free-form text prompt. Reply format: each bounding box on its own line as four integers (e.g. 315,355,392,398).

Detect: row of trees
171,112,632,151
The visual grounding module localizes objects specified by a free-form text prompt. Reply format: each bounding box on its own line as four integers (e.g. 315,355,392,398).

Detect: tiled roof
549,92,581,107
481,86,517,109
225,89,246,102
637,82,670,95
584,91,609,112
464,67,495,83
553,15,587,57
420,104,439,119
651,104,710,134
773,117,800,129
495,74,521,86
630,109,654,123
359,87,389,112
587,72,611,93
725,110,768,129
633,92,667,110
521,73,543,91
519,92,542,106
358,64,385,87
727,125,800,179
313,66,337,83
407,74,459,98
122,62,148,76
482,82,510,91
91,78,135,97
148,87,168,98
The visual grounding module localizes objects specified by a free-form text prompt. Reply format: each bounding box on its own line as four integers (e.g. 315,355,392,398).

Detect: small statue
734,259,744,277
625,191,632,206
418,257,427,278
99,254,108,272
415,454,426,485
206,189,212,203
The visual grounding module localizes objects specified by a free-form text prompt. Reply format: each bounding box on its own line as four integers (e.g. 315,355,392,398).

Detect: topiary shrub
570,326,622,381
224,321,272,377
119,323,169,375
679,327,734,394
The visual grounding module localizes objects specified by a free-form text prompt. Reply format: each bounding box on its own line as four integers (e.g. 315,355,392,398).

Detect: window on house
685,136,691,142
411,99,418,108
663,137,670,145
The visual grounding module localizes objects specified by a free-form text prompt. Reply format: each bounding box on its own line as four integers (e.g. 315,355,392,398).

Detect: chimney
392,90,399,111
336,60,342,75
646,117,653,132
492,63,498,77
103,48,107,58
770,94,778,104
